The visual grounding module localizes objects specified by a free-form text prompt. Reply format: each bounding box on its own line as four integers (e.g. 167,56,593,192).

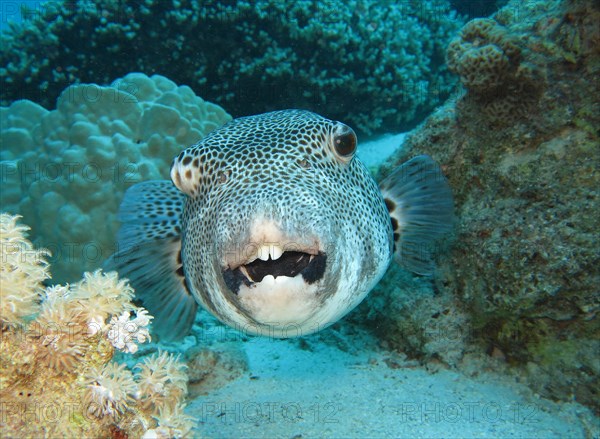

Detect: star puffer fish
108,110,453,340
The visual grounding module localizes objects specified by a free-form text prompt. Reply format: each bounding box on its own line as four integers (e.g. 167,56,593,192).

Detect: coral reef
1,73,230,282
0,214,194,437
356,0,600,414
0,0,463,135
446,16,544,125
449,0,509,18
447,18,521,92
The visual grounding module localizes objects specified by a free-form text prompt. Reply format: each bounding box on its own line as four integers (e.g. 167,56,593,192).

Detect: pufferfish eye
332,124,357,161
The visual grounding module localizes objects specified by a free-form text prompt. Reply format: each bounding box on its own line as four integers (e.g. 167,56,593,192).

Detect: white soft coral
0,214,50,325
84,362,138,418
135,350,188,414
70,270,136,324
142,402,195,439
107,308,153,354
137,351,187,393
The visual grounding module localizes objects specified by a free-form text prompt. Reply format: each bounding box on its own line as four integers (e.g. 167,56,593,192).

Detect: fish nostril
218,170,230,184
298,158,311,169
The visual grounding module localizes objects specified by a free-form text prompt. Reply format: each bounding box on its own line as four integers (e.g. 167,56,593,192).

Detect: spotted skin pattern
170,110,393,336
110,109,453,340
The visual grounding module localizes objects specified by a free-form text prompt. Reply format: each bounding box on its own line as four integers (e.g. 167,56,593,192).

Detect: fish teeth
239,265,254,282
271,245,283,260
254,244,284,262
257,245,270,261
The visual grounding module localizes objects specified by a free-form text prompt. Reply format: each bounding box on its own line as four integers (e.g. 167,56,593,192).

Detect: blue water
0,0,49,32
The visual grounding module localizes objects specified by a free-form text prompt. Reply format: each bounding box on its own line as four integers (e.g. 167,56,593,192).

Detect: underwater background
0,0,598,438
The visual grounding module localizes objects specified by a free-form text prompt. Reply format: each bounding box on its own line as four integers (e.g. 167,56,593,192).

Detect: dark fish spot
301,253,327,284
384,198,396,212
222,267,252,294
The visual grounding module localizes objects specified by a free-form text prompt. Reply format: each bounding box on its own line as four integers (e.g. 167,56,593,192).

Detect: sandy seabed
183,324,597,439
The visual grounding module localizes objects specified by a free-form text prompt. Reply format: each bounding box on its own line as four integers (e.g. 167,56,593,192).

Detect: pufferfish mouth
222,244,327,295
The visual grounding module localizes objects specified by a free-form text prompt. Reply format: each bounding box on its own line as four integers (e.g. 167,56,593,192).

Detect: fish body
109,110,453,339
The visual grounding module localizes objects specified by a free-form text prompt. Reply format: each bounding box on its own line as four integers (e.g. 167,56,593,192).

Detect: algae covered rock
356,0,600,413
0,73,231,283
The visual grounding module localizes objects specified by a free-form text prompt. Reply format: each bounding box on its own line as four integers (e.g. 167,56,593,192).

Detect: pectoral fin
380,155,454,275
105,180,197,340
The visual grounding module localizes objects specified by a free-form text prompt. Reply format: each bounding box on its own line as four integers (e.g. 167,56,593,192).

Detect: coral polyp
71,270,137,323
34,306,87,372
0,214,50,326
136,351,189,412
84,362,137,419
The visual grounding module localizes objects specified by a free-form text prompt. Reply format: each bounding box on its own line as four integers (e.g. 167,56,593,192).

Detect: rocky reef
1,73,230,283
0,0,463,135
446,15,544,126
0,213,194,437
354,0,599,414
